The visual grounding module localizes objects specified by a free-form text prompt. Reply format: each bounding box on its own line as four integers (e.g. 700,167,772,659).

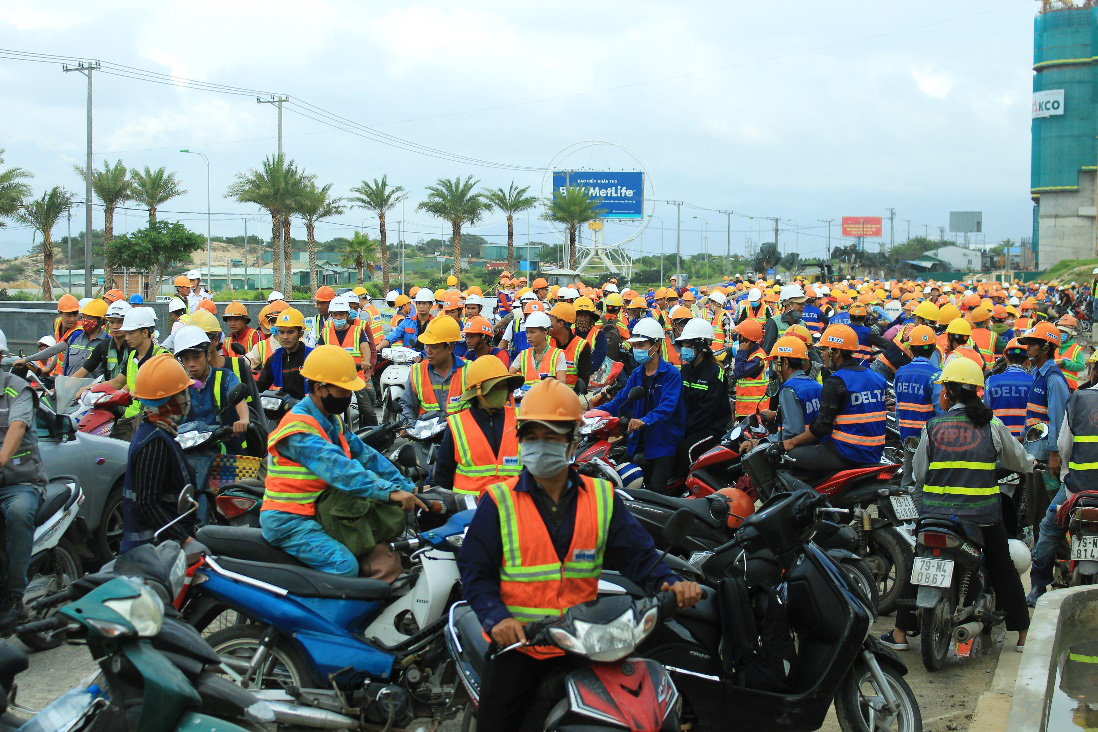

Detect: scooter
1054,489,1098,586
380,346,419,423
67,383,131,437
258,389,298,431
180,490,476,729
391,414,448,485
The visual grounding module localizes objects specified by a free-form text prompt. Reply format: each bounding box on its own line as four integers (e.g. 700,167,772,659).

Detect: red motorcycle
75,384,133,437
1055,489,1098,586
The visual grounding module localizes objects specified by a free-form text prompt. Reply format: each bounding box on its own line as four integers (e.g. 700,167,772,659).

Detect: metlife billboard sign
1032,89,1064,118
552,171,644,219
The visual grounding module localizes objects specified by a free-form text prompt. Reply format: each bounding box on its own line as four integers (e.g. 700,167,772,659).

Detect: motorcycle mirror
230,342,247,356
663,509,694,549
177,484,196,514
397,443,419,469
627,386,645,401
224,384,247,410
1025,423,1049,443
575,378,587,395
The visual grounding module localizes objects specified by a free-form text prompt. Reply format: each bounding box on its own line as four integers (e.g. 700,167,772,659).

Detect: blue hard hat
129,294,144,304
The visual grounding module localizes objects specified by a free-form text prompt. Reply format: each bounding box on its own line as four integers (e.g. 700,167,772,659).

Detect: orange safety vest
322,321,368,370
582,324,602,349
969,328,995,369
554,334,590,390
661,335,681,368
487,474,613,658
945,346,985,370
410,360,467,415
519,346,563,386
735,349,769,417
448,408,522,496
53,322,78,376
741,302,767,324
1014,317,1033,333
261,413,350,516
1059,341,1085,391
711,310,730,353
361,303,385,345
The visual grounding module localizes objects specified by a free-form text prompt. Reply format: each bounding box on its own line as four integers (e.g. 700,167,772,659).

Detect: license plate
911,557,954,587
891,495,919,521
1071,535,1098,561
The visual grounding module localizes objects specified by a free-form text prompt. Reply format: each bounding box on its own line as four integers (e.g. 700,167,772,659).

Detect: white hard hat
747,288,762,303
385,289,400,304
1009,296,1020,306
525,311,552,329
779,284,806,303
1092,268,1098,275
628,317,666,343
328,295,350,313
817,285,830,296
173,325,211,355
38,335,57,348
168,297,188,313
942,285,953,293
414,288,435,303
922,286,932,294
677,318,716,342
557,287,579,300
268,290,285,303
1008,538,1031,575
186,269,201,280
519,291,538,303
105,300,132,318
0,328,6,353
603,283,618,293
78,297,92,309
465,294,484,308
708,291,727,306
120,306,157,332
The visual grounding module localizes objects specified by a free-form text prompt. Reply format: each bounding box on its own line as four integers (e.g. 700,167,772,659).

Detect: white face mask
522,439,571,479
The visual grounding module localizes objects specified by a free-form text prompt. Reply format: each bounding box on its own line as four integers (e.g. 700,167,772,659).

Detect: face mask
680,346,696,362
348,309,359,320
633,346,652,365
478,388,509,410
522,439,571,479
321,391,353,415
332,318,348,329
269,327,279,337
80,319,99,332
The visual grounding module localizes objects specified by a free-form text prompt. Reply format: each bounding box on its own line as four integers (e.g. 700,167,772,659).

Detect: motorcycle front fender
174,711,252,732
915,585,944,610
122,639,202,732
863,633,909,676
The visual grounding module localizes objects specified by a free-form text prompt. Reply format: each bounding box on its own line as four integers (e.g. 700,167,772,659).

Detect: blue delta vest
782,374,822,428
985,366,1032,440
121,422,196,553
1026,362,1068,430
893,358,938,442
823,366,888,464
801,306,824,335
850,323,872,365
830,311,851,326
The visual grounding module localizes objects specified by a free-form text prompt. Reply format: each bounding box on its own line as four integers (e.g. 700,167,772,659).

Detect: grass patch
1046,257,1098,282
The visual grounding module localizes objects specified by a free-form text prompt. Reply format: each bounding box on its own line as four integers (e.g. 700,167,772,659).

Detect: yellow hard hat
935,356,984,389
394,294,411,307
80,299,108,318
433,288,447,301
132,353,193,401
300,345,366,391
946,318,972,336
275,307,305,329
605,293,624,308
913,300,939,322
352,286,368,297
938,303,961,325
462,354,523,400
418,315,461,344
188,309,221,334
446,275,458,287
573,296,597,313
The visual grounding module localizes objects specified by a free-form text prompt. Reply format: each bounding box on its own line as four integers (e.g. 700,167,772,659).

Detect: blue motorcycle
181,489,476,730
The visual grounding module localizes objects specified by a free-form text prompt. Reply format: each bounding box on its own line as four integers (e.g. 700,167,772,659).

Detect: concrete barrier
1007,585,1098,731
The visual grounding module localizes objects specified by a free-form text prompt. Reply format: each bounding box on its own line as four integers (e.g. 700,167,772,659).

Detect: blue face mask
332,318,348,329
269,327,279,337
634,346,652,365
348,309,359,320
680,346,696,362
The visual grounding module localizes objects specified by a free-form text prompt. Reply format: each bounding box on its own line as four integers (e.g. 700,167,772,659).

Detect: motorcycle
623,489,923,731
72,383,132,437
447,512,692,731
379,346,419,423
1054,489,1098,586
258,389,298,431
180,490,476,729
391,414,448,485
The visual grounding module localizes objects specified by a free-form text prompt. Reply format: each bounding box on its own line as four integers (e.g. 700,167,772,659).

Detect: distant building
924,245,983,271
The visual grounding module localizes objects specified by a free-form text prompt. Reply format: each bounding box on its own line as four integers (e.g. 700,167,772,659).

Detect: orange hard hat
267,300,288,315
907,324,937,346
626,297,647,310
968,306,991,324
1057,314,1079,330
462,315,493,336
443,294,462,311
409,286,421,297
1020,321,1061,347
104,288,125,304
962,293,981,309
848,303,867,318
670,305,693,321
820,324,860,351
516,377,583,432
734,319,764,343
531,277,549,289
223,301,249,320
466,285,483,296
992,304,1008,319
549,302,576,324
196,299,216,314
1005,337,1026,354
767,335,808,361
315,286,336,302
524,301,546,315
132,353,193,401
714,487,755,530
57,294,80,313
173,275,191,287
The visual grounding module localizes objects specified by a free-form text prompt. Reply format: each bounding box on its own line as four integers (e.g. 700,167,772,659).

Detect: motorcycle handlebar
17,615,71,635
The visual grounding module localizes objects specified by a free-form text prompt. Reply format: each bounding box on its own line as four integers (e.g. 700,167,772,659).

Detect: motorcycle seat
35,482,72,524
917,516,984,547
624,488,722,528
213,556,392,601
196,526,307,567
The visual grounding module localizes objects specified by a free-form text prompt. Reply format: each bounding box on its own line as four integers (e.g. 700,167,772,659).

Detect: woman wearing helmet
122,353,199,553
883,358,1033,652
675,318,731,476
509,312,565,385
457,378,700,731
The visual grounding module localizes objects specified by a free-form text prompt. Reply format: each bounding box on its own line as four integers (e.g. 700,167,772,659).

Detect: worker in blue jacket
598,317,685,493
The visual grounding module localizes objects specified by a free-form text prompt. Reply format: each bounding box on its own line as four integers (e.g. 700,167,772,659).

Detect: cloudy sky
0,0,1036,262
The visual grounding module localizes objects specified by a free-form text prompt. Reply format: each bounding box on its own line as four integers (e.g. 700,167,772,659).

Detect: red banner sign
841,216,883,237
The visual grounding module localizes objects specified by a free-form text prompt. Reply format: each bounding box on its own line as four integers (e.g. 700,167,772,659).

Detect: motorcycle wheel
919,591,954,672
94,485,125,563
207,624,315,689
383,397,399,424
18,539,83,652
835,660,922,732
865,527,911,616
461,703,477,732
840,560,880,618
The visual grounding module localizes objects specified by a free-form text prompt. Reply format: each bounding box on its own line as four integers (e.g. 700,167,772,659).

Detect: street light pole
180,149,211,290
819,219,835,261
668,201,683,279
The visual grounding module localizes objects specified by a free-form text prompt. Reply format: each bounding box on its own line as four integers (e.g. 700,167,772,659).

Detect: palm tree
339,231,379,283
18,187,73,299
417,175,490,280
543,186,602,270
227,154,301,293
297,181,345,291
0,149,33,226
280,169,308,295
129,166,186,224
349,175,406,291
484,182,538,273
75,160,130,289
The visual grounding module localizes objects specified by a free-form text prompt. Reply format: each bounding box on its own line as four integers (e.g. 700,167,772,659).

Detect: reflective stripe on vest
894,359,937,442
986,367,1031,439
583,324,601,348
969,328,995,368
519,346,563,387
735,350,768,417
489,475,613,656
661,335,681,368
1060,341,1084,391
261,412,350,515
711,311,729,352
1027,364,1067,428
921,414,998,519
122,345,169,418
1065,389,1098,493
410,361,467,415
323,321,367,366
556,335,589,389
448,409,521,495
826,366,888,463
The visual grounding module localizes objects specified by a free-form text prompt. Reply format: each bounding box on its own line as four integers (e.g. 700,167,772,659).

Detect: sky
0,0,1039,264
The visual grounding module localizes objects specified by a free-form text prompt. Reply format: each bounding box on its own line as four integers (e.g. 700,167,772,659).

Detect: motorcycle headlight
445,534,464,550
176,430,210,450
102,585,165,637
167,546,187,598
548,606,660,662
261,396,281,410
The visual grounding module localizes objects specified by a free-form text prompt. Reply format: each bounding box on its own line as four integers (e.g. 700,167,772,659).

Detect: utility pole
63,60,100,296
903,219,911,243
772,218,780,267
668,201,683,279
243,218,249,289
719,210,732,278
819,219,835,261
257,95,290,155
886,207,896,251
938,226,946,241
66,203,72,292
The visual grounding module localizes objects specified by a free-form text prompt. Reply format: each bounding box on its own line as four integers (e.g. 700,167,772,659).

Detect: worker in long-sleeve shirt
260,346,423,576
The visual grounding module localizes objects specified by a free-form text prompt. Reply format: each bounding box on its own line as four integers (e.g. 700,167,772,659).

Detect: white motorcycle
379,346,419,423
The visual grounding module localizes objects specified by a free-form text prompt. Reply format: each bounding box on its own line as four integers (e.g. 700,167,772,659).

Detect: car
34,400,128,562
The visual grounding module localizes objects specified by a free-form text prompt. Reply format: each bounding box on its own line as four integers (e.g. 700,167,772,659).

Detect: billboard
949,211,982,234
552,171,644,219
841,216,883,237
1032,89,1064,119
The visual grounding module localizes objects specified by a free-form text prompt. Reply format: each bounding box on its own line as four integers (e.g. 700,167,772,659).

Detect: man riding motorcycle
173,325,250,444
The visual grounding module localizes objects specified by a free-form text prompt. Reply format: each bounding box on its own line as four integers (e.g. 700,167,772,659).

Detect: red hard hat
714,487,755,529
